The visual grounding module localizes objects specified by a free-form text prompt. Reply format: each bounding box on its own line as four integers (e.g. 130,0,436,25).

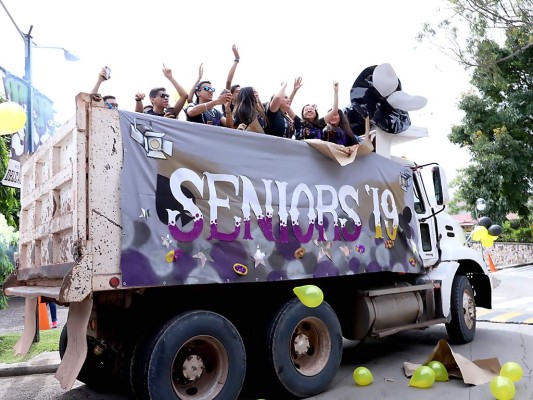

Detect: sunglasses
105,101,118,109
202,86,215,92
159,93,170,99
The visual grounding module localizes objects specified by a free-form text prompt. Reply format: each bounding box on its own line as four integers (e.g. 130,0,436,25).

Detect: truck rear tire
268,298,343,398
445,274,476,343
131,310,246,399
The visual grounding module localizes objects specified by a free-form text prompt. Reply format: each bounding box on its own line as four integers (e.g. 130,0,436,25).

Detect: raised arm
188,63,203,104
268,82,288,113
90,67,108,94
186,89,231,118
288,76,303,104
222,91,234,128
324,81,339,123
225,44,240,90
134,92,146,113
163,64,188,115
255,90,267,123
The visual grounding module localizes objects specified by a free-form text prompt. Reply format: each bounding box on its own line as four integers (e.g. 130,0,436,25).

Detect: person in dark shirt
295,103,326,140
323,109,360,146
234,87,264,133
138,65,188,118
264,81,301,138
185,81,233,127
90,66,117,109
145,87,173,117
103,95,118,109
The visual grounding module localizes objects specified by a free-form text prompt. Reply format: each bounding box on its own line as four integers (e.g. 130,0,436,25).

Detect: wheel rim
171,335,229,399
462,288,476,329
289,317,331,376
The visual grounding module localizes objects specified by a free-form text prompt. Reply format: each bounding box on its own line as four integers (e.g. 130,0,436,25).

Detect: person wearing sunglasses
139,65,188,118
145,88,172,117
103,95,118,109
185,80,233,127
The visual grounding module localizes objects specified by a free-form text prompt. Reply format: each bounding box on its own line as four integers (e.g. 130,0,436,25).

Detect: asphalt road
0,297,68,334
2,265,533,399
0,322,532,400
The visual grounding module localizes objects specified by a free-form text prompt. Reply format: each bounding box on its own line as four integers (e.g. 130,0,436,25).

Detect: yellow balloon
481,235,495,248
353,366,373,386
427,360,449,382
471,226,488,242
0,102,27,135
409,366,435,388
293,285,324,308
490,376,515,400
500,362,523,383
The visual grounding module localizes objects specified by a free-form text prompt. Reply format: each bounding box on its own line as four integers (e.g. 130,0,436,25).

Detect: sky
0,0,474,185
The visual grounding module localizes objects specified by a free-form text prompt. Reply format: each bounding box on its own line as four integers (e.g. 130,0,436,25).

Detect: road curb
0,363,59,377
496,262,533,270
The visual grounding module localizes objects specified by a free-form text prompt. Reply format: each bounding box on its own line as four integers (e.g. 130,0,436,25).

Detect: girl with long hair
234,87,265,133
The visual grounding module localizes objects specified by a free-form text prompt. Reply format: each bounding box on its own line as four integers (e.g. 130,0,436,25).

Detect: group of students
92,45,359,146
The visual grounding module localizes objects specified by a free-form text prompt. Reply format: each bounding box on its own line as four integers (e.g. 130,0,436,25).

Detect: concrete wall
469,242,533,267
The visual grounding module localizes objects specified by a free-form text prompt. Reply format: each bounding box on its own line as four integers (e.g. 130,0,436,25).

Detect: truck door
412,170,439,266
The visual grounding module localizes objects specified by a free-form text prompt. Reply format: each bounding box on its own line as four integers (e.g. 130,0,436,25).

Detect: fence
469,242,533,268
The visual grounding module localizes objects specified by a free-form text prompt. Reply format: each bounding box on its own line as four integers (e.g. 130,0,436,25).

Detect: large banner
118,110,422,288
1,67,56,188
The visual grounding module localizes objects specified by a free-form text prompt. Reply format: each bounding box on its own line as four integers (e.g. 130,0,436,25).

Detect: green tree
0,94,21,229
0,213,17,309
419,0,532,230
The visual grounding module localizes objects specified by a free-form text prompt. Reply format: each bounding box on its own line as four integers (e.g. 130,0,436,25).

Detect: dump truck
3,93,492,399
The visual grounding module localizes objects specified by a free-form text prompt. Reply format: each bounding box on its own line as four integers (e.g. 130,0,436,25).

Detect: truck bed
5,93,423,301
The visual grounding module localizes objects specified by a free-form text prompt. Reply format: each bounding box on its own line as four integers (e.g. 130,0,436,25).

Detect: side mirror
432,166,449,205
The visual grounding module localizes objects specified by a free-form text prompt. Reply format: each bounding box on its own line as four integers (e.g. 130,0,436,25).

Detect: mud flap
13,298,39,356
54,296,93,390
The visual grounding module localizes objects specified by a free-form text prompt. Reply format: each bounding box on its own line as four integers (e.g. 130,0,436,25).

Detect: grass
0,329,60,364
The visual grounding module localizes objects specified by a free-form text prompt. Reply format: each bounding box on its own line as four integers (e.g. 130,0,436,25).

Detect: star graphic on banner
193,246,214,268
251,246,266,268
313,239,332,261
139,208,151,218
160,234,172,248
339,244,351,258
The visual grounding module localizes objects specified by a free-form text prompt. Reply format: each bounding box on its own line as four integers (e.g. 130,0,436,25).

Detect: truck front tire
446,274,476,343
268,298,343,398
131,310,246,399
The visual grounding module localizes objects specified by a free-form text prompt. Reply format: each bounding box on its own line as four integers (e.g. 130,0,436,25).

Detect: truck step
372,317,449,338
363,282,440,297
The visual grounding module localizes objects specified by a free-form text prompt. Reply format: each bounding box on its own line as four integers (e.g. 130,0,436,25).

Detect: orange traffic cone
487,253,497,273
38,297,50,330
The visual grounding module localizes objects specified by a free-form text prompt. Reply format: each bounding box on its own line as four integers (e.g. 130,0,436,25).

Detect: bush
0,213,17,310
501,220,533,243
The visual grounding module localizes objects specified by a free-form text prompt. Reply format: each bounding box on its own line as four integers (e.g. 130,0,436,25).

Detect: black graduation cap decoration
347,63,427,134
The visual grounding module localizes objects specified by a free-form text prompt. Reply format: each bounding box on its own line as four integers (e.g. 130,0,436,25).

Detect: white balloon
372,63,398,98
387,91,428,111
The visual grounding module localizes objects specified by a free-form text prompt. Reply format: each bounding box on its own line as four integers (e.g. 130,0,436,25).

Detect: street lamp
23,25,80,152
474,198,487,256
475,198,487,220
1,0,79,152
